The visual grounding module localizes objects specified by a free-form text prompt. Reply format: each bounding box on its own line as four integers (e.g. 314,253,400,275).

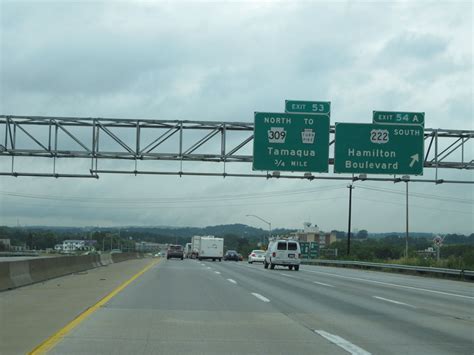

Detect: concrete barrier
9,260,33,288
0,262,14,290
0,253,144,291
92,255,102,268
100,253,113,266
111,252,135,263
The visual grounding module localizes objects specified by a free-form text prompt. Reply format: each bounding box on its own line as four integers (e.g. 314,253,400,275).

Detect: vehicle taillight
251,253,256,257
272,252,276,257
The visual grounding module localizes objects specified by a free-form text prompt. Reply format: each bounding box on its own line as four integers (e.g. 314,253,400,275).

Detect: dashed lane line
313,281,335,287
227,279,237,284
303,269,474,300
314,330,371,355
251,292,270,303
373,296,416,308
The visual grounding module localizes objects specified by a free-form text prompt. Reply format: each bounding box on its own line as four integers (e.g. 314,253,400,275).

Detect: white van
264,238,301,271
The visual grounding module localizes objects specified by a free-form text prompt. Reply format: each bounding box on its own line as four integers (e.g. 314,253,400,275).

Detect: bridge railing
301,259,474,280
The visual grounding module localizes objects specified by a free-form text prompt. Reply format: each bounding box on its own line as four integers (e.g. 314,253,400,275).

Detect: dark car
224,250,239,261
167,244,184,260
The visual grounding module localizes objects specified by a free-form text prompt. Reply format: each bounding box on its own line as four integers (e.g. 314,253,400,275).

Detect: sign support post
347,184,354,256
405,180,409,259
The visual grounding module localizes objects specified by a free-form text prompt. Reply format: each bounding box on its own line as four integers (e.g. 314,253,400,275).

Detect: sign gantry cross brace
0,115,472,183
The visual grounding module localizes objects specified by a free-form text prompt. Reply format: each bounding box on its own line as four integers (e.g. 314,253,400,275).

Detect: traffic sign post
373,111,424,126
285,100,331,115
334,123,424,175
253,112,330,172
433,236,443,261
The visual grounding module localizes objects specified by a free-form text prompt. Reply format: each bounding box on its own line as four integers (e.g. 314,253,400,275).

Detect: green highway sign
334,123,424,175
253,112,329,172
300,242,309,258
373,111,424,126
285,100,331,115
299,242,319,258
309,242,319,258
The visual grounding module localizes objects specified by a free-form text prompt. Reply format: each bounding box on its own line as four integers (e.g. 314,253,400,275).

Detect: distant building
10,245,26,252
290,223,337,247
55,240,97,253
417,247,436,259
291,222,319,242
320,232,337,248
0,238,11,250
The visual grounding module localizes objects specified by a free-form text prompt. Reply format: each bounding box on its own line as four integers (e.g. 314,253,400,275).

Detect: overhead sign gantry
0,112,472,182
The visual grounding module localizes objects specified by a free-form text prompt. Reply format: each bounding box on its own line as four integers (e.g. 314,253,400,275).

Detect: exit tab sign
373,111,424,126
285,100,331,115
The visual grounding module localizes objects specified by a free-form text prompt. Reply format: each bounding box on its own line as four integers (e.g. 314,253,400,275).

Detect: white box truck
191,236,201,259
198,236,224,261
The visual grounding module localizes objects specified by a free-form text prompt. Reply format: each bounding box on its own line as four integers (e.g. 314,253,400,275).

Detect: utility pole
347,184,355,256
401,175,410,259
405,180,409,259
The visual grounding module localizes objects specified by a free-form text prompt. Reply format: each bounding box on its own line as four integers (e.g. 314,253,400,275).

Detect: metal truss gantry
1,115,473,183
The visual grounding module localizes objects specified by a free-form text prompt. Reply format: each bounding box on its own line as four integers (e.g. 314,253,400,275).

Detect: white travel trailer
198,236,224,261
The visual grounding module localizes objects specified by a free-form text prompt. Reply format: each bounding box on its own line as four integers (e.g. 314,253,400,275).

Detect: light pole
102,234,114,252
246,214,272,246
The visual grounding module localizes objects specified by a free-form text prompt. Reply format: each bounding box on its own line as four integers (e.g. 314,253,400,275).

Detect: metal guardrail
0,251,40,257
301,259,474,280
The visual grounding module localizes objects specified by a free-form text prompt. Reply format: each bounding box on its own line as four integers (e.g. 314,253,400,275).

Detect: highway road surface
41,259,473,354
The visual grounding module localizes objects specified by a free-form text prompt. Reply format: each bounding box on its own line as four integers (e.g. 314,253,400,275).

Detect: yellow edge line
29,258,160,355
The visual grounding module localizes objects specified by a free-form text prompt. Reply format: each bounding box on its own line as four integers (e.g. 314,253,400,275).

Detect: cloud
381,32,448,60
0,1,472,234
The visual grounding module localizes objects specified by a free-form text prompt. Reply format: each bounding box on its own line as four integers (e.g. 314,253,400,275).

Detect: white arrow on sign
409,153,419,168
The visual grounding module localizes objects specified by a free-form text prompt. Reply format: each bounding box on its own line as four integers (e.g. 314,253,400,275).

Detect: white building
55,240,96,253
0,238,11,250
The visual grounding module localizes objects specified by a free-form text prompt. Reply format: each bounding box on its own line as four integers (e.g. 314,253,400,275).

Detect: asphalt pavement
47,259,473,355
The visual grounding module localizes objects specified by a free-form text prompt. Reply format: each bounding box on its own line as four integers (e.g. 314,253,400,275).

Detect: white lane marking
279,272,295,278
373,296,416,308
227,278,237,284
251,292,270,303
314,281,334,287
214,271,221,275
200,263,205,266
303,269,474,300
206,267,212,269
314,330,371,355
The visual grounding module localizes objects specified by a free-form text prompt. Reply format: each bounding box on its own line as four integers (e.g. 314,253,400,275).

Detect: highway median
0,252,144,291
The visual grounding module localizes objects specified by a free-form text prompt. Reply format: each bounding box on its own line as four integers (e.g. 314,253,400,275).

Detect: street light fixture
246,214,272,246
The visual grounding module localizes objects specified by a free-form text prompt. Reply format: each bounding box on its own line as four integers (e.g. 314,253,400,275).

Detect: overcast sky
0,0,473,235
